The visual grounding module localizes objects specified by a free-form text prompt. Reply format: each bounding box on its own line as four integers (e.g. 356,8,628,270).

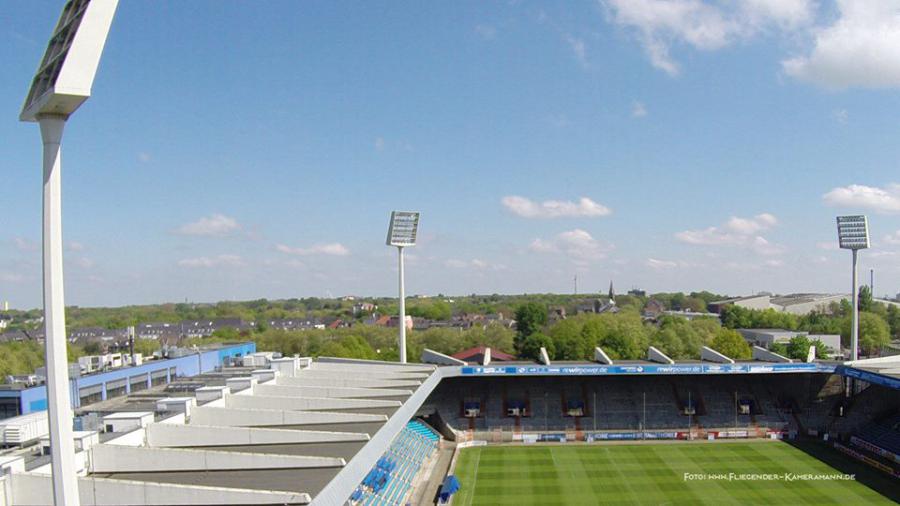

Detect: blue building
0,342,255,418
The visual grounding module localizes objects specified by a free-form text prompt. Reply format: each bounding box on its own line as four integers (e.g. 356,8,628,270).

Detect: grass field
452,441,894,505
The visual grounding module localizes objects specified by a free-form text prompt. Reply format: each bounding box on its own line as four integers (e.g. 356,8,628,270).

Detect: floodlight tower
20,1,119,505
386,211,420,363
836,215,870,362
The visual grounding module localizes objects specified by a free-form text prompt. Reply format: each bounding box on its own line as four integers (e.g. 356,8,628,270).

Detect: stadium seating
351,420,439,506
425,375,811,436
857,414,900,456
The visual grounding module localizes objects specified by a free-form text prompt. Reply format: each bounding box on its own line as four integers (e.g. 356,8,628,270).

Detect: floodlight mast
398,246,407,363
20,2,118,505
386,211,420,364
836,215,870,363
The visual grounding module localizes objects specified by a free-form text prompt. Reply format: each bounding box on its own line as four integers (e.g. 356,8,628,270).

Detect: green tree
709,329,751,360
720,305,751,329
550,318,590,360
583,313,647,360
132,338,161,357
414,328,459,355
785,335,813,361
859,286,874,313
842,312,891,356
886,304,900,339
682,297,708,313
519,332,554,362
513,303,547,354
82,341,102,354
461,323,515,354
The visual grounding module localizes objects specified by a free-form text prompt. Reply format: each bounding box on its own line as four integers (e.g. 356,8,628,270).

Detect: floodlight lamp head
836,215,869,250
20,0,119,122
386,211,420,247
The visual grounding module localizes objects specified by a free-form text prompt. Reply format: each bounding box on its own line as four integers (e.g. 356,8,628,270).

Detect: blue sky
3,0,900,309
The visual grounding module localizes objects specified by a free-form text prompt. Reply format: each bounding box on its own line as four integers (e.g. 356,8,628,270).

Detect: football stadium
4,1,900,505
0,345,897,505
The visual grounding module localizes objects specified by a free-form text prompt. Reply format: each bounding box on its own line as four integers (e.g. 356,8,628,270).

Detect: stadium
0,344,897,505
4,1,900,505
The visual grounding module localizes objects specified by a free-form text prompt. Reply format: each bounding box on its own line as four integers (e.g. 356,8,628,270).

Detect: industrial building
710,293,850,315
737,329,842,358
0,343,255,419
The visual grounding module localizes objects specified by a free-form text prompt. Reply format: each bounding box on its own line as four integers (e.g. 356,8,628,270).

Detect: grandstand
350,421,439,505
423,374,805,436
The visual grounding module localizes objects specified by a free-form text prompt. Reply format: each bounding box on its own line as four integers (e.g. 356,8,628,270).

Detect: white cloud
528,238,558,253
631,101,648,118
742,0,814,29
816,241,839,251
677,213,777,245
783,1,900,89
750,236,786,256
0,272,25,283
444,258,506,271
822,183,900,213
68,241,85,252
138,152,151,163
276,243,350,256
603,0,814,75
603,0,740,75
178,254,245,268
646,257,679,269
530,229,612,264
176,214,241,237
502,196,612,218
73,257,95,269
725,213,777,234
444,258,505,271
470,259,489,269
13,237,37,252
374,137,385,151
676,213,783,256
475,24,497,40
883,231,900,245
833,109,848,124
564,33,588,67
285,259,306,269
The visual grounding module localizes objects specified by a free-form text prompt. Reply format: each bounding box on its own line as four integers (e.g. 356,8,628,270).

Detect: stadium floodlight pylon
836,215,869,362
386,211,419,363
20,1,119,504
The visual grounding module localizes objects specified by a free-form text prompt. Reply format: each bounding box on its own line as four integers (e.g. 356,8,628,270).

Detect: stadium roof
5,357,440,505
842,355,900,391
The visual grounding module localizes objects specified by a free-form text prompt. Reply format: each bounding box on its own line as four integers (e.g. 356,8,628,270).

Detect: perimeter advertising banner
459,363,835,377
587,432,681,441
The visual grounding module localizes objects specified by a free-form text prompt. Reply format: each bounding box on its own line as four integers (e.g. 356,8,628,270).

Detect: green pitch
452,442,893,505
